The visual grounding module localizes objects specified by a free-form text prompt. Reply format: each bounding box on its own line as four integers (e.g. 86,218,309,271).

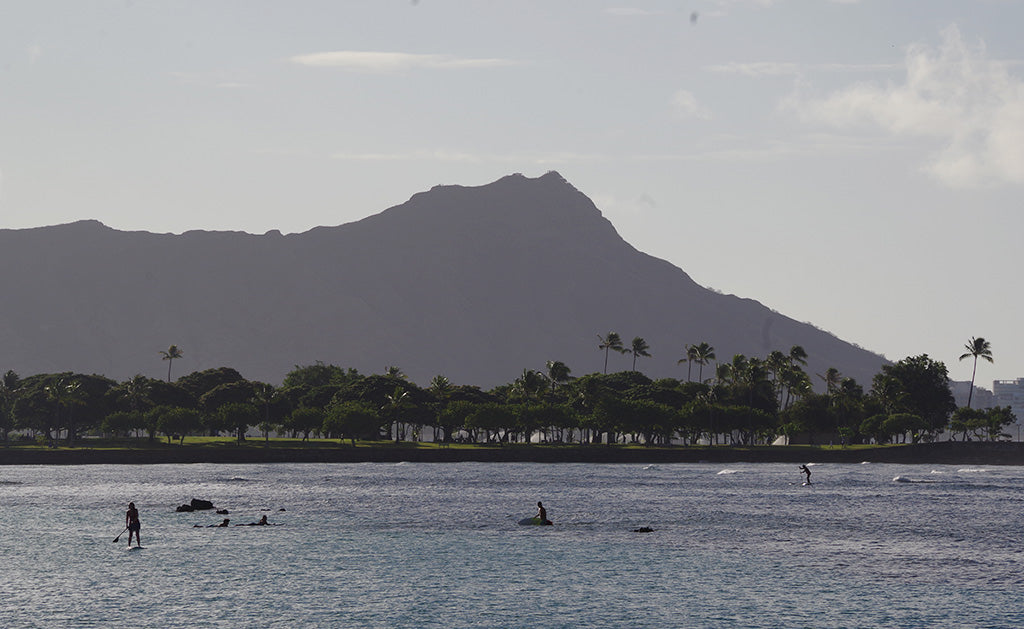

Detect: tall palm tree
818,367,842,397
159,345,183,382
959,336,994,408
627,337,651,372
691,342,716,383
597,332,625,374
677,344,698,382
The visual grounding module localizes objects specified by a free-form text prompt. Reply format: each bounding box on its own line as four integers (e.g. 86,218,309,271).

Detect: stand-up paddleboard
126,546,145,551
518,517,552,526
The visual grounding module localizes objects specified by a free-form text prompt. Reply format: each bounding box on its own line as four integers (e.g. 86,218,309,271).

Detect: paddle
112,527,129,543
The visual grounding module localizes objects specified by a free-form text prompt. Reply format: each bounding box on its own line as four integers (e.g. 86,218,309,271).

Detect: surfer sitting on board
125,502,141,547
536,501,550,524
799,465,812,485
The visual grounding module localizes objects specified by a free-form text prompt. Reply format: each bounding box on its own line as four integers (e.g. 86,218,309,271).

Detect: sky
1,0,1021,388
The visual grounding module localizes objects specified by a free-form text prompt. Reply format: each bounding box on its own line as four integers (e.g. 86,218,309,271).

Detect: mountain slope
0,172,885,387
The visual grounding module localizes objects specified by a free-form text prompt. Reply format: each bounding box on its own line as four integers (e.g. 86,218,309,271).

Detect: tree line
0,336,1012,447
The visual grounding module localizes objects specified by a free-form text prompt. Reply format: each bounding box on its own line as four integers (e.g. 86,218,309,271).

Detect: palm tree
627,337,651,372
677,344,698,382
597,332,625,374
544,360,572,395
45,377,85,444
159,345,183,382
382,386,410,443
691,342,716,383
818,367,842,397
383,366,407,380
959,336,994,408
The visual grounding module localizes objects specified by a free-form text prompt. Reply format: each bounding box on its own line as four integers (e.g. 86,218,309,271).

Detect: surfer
799,465,812,485
239,515,269,526
125,502,141,547
536,501,550,524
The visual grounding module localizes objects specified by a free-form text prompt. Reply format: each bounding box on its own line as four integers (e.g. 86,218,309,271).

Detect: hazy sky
1,1,1021,387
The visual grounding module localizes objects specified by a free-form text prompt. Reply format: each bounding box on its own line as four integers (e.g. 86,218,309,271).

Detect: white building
992,379,1024,441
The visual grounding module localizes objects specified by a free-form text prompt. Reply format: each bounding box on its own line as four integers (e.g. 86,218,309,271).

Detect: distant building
950,381,994,410
992,379,1024,441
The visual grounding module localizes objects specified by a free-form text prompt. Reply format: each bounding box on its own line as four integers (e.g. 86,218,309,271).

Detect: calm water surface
0,461,1022,628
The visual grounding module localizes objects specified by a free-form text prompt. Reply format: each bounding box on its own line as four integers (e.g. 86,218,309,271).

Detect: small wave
717,469,740,475
860,461,871,465
929,470,945,475
958,468,988,473
893,476,932,483
642,465,658,470
0,480,22,485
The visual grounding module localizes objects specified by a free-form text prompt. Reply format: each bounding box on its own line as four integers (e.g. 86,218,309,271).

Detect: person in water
536,501,549,524
125,502,141,547
799,465,812,484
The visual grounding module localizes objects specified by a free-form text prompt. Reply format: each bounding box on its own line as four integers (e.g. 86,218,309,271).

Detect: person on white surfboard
125,502,141,547
799,465,812,485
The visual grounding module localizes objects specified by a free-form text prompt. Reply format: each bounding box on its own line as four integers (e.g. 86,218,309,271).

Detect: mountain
0,171,886,388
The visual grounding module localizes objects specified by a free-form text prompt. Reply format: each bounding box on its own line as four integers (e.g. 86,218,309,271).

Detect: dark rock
190,498,215,510
632,527,654,533
176,504,195,512
216,509,229,515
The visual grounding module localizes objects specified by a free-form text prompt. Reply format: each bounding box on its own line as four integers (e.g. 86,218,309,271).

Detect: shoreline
2,441,1024,465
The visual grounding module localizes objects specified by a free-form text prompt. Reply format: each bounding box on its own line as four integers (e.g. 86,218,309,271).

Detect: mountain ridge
0,172,886,388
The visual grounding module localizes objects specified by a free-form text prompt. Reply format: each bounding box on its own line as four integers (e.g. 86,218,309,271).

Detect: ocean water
0,461,1022,628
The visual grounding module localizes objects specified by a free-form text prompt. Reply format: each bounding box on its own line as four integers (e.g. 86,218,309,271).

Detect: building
992,379,1024,441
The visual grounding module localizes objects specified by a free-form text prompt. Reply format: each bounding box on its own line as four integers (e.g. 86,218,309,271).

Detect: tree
159,345,184,382
543,360,572,396
323,401,380,446
690,342,716,383
678,344,699,382
151,406,202,444
958,337,993,408
0,371,20,445
215,402,259,442
286,407,324,441
818,367,842,397
871,354,956,436
627,337,651,372
382,386,410,442
597,332,625,374
44,377,86,444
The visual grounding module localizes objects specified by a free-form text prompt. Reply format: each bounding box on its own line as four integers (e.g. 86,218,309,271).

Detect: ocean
0,461,1021,628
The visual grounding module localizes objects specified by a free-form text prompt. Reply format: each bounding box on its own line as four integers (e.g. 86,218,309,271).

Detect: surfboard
518,517,552,526
126,546,145,551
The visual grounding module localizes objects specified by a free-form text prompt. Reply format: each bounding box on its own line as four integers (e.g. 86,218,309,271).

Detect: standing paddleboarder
799,465,812,485
125,502,141,547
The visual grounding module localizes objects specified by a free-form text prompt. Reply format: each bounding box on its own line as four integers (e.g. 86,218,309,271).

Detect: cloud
707,61,896,77
672,90,712,119
330,149,606,165
290,51,518,72
786,25,1024,187
603,7,660,16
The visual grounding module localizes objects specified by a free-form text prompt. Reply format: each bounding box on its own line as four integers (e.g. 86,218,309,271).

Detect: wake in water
892,475,934,483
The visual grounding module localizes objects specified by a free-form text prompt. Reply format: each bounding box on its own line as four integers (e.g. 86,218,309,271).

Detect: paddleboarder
799,465,812,485
125,502,141,547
